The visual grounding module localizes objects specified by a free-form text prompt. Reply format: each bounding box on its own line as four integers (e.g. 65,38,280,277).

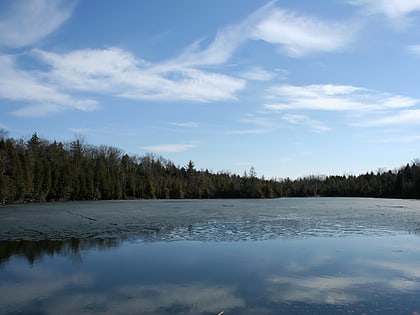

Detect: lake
1,198,420,314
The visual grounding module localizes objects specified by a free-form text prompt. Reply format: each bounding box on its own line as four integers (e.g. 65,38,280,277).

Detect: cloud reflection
3,234,420,314
266,276,365,305
266,273,420,305
47,284,244,315
364,260,420,279
265,240,420,307
283,252,332,273
0,265,93,313
1,262,244,315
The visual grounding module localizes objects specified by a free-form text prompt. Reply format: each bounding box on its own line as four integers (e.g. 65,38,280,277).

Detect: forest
1,130,420,204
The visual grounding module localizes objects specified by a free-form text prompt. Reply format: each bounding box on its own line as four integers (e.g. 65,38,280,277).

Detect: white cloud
171,122,199,128
380,135,420,143
12,102,96,117
33,48,141,92
264,84,419,112
239,67,277,81
366,109,420,125
228,115,276,134
171,26,246,68
120,67,245,102
160,1,347,66
240,115,275,127
263,84,420,130
407,45,420,55
349,0,420,21
231,110,330,134
228,128,272,135
0,55,98,117
0,2,364,118
4,0,281,117
0,0,75,48
251,9,355,57
141,142,200,153
1,44,247,117
34,47,246,103
169,1,276,68
282,114,331,133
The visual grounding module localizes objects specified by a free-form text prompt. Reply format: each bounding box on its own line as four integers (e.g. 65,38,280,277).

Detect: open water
1,198,420,314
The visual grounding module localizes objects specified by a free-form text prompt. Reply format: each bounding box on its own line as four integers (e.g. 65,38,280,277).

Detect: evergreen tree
2,131,420,203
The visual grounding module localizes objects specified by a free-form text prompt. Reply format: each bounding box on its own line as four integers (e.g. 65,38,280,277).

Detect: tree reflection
0,238,121,265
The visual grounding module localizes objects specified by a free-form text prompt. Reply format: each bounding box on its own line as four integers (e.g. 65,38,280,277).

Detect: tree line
1,131,420,204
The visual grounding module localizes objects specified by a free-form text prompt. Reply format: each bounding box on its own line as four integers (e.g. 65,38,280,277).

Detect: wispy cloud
228,128,272,135
170,122,199,128
380,135,420,143
262,83,420,131
240,115,276,127
0,46,245,117
251,9,356,57
407,44,420,55
34,47,246,104
33,48,140,92
141,142,200,153
366,109,420,126
0,1,362,118
282,114,331,133
349,0,420,22
0,55,98,117
239,66,277,81
2,0,268,117
0,0,75,48
227,115,276,135
264,84,419,111
168,1,276,68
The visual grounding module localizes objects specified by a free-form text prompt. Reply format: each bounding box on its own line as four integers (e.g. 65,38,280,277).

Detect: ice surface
1,198,420,242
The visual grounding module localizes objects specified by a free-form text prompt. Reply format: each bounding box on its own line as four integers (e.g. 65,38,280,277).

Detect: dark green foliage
1,130,420,203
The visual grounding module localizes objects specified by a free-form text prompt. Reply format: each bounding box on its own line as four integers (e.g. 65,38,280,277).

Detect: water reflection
2,199,420,314
0,264,94,314
262,236,420,314
0,238,120,265
0,273,243,315
1,236,420,314
266,275,420,305
49,284,245,315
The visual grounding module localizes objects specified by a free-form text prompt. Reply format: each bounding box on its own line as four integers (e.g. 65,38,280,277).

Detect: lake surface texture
1,198,420,314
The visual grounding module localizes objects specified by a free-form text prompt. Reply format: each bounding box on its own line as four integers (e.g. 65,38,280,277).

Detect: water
1,198,420,314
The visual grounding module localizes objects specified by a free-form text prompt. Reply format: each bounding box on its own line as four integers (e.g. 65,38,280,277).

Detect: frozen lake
1,198,420,314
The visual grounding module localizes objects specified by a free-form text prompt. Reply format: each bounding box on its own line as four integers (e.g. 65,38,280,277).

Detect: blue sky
1,0,420,179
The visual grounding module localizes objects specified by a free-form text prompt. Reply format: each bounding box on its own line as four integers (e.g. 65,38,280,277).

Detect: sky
1,0,420,179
